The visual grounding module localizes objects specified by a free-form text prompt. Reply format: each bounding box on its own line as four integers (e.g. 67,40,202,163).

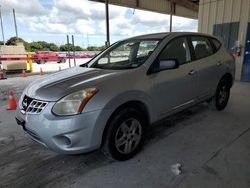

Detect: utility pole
0,6,5,45
13,9,18,38
105,0,110,47
67,35,71,68
71,35,76,67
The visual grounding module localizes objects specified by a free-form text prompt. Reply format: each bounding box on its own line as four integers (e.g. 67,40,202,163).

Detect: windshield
88,39,160,70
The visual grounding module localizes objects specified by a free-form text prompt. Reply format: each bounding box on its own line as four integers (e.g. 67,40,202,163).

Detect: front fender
90,90,155,148
103,90,154,122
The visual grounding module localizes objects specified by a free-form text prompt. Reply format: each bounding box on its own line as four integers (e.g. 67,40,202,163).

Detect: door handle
188,69,197,75
217,61,222,66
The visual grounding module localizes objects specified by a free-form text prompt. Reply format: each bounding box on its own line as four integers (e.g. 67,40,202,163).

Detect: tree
24,43,31,51
49,43,59,51
87,46,98,51
37,41,49,50
60,44,72,51
6,37,25,45
4,36,106,52
74,45,83,51
6,37,31,51
87,45,106,51
29,42,43,52
59,44,83,51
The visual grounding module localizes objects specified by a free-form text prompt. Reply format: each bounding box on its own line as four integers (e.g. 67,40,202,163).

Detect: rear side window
191,36,213,59
211,38,221,51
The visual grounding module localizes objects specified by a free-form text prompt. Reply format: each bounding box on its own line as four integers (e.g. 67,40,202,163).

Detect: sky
0,0,198,47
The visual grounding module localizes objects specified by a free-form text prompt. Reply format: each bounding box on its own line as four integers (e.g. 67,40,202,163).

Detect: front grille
26,100,48,114
22,95,33,111
21,96,48,115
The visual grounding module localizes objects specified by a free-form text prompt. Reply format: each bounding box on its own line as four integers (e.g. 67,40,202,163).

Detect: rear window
211,38,221,51
191,36,213,59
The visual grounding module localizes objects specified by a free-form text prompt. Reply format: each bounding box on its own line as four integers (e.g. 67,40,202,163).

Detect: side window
191,36,213,59
211,38,221,51
137,41,159,58
159,37,191,65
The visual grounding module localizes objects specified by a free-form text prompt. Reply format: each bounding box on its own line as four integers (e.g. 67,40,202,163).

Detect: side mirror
147,58,179,75
159,59,179,71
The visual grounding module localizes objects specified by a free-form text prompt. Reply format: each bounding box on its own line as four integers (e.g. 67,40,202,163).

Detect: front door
149,36,198,118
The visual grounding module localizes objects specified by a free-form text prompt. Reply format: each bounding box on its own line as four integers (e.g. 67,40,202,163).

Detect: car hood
25,66,121,101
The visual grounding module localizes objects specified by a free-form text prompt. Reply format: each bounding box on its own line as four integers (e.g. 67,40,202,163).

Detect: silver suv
16,32,235,160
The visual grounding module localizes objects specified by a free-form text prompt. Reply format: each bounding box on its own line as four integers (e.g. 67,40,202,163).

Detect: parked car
16,32,235,160
33,51,66,64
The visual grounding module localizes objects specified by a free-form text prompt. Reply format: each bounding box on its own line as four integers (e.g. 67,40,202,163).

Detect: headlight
52,88,98,116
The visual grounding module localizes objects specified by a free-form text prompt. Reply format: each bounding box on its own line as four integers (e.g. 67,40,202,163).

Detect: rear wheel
207,79,231,111
40,60,46,64
102,108,146,161
58,59,66,64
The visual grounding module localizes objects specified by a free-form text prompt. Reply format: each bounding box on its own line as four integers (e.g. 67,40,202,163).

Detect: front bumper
15,102,110,154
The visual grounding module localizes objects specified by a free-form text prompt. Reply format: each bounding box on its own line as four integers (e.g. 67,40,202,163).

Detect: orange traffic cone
40,68,44,76
7,90,17,110
22,70,27,77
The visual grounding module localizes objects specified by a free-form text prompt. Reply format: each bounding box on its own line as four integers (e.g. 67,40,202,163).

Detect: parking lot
0,74,250,188
28,59,91,73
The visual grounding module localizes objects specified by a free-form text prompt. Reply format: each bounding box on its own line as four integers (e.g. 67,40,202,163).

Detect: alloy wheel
115,118,142,154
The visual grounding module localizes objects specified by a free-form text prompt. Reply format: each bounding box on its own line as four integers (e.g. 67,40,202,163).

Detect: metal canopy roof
90,0,199,19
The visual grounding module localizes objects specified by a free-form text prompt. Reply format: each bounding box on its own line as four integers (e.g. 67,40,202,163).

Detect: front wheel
102,108,146,161
207,79,231,111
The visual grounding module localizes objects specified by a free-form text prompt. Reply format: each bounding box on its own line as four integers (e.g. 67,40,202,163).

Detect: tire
102,108,147,161
40,60,46,64
207,78,231,111
57,59,66,64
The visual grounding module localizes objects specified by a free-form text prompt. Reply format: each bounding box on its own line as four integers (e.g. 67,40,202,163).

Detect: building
198,0,250,81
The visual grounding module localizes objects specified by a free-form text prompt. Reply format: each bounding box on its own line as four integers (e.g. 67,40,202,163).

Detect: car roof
126,32,216,41
130,32,170,40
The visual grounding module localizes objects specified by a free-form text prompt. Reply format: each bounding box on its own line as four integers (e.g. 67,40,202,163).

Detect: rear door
189,36,223,98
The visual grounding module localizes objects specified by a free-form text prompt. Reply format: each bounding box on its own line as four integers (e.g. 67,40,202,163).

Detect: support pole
169,3,175,32
87,33,89,47
0,6,5,45
72,35,76,67
67,35,71,68
13,9,18,38
169,14,172,32
105,0,110,47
